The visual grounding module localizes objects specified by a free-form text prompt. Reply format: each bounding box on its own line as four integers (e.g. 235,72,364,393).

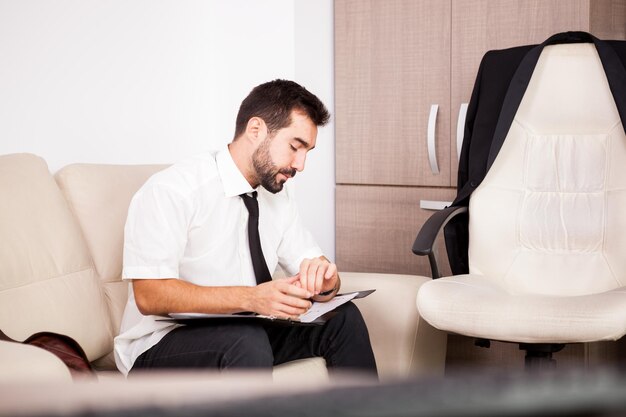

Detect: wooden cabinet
335,0,451,187
335,0,626,275
336,185,457,277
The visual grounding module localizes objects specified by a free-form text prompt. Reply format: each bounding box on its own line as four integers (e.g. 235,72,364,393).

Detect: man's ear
245,117,269,144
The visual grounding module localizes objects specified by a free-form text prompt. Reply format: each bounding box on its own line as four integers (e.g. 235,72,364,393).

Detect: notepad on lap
165,290,375,325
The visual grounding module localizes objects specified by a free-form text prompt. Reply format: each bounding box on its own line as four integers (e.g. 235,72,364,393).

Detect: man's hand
296,256,340,301
249,276,313,319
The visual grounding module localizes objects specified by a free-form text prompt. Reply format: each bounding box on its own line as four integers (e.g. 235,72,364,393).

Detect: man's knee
324,302,373,350
221,325,274,369
324,302,377,374
331,301,368,331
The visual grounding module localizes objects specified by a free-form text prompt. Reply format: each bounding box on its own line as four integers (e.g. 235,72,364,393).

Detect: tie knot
240,192,259,217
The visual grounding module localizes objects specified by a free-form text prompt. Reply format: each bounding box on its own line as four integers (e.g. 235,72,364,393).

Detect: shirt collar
216,145,256,197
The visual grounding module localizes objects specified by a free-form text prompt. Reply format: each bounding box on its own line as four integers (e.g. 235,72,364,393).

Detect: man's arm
132,276,313,319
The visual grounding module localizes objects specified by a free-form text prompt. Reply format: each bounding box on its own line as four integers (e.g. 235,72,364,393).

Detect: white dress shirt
114,146,323,375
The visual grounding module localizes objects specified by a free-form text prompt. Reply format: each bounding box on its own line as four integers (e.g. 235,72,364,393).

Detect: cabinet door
450,0,590,185
336,185,457,277
335,0,452,187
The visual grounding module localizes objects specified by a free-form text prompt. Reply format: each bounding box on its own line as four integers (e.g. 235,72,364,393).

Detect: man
114,79,377,377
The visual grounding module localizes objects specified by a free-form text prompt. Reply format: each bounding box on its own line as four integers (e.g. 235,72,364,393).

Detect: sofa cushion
55,163,167,337
0,154,111,361
273,357,328,382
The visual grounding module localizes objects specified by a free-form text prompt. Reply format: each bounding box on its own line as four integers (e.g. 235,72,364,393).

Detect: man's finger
279,293,312,310
284,275,300,284
277,305,309,318
298,260,311,295
307,262,320,294
277,279,311,299
315,265,325,294
324,263,337,279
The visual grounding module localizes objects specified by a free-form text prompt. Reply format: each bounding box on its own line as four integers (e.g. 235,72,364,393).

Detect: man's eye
290,145,297,151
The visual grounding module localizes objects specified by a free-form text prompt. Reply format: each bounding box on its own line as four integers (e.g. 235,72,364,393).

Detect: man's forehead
284,111,317,148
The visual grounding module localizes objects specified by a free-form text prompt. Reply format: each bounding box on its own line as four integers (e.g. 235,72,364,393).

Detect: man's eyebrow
294,137,315,150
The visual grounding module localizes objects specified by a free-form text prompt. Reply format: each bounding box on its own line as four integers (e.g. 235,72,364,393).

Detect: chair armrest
412,205,468,278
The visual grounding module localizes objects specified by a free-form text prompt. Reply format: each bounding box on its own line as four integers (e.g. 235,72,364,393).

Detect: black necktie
240,192,272,284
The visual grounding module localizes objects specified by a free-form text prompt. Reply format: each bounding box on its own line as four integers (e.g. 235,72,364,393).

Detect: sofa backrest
55,163,167,340
0,154,112,361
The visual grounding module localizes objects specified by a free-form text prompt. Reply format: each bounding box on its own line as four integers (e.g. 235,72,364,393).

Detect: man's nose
292,152,306,172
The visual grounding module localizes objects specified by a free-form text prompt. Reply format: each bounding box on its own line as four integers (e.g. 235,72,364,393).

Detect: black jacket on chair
444,31,626,275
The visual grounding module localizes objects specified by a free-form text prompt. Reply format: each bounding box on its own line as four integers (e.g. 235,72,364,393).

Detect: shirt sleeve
122,182,193,280
276,190,323,276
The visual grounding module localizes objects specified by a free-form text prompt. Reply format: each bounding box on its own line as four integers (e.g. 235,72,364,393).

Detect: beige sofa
0,153,445,384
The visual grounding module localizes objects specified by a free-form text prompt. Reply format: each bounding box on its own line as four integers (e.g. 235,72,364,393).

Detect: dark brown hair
233,79,330,139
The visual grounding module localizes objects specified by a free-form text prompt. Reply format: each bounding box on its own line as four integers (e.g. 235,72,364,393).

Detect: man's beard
252,138,296,194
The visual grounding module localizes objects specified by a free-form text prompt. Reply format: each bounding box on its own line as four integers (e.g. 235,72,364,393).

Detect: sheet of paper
298,292,359,323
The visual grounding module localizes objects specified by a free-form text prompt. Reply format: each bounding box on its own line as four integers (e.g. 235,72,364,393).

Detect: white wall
293,0,335,262
0,0,335,260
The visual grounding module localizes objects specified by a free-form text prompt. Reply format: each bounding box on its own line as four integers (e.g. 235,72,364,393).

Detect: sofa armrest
0,340,72,383
339,272,446,380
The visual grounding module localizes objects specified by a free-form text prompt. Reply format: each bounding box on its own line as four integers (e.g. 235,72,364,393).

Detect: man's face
252,110,317,193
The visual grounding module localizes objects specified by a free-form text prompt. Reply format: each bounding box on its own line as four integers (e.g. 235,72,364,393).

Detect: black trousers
131,302,378,377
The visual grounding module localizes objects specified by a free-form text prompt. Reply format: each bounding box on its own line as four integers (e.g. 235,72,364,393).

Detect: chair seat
417,275,626,344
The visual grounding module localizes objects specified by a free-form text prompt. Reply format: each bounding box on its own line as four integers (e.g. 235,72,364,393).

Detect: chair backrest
468,43,626,296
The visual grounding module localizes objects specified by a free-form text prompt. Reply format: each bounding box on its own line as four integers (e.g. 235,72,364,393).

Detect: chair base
474,339,567,370
519,343,565,371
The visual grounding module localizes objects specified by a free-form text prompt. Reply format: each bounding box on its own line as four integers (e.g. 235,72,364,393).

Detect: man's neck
228,141,258,189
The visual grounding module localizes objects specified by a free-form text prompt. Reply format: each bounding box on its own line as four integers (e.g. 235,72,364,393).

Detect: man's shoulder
141,151,221,197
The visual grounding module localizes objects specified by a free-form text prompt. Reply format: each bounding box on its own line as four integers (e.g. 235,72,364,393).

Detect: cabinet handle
420,200,452,211
427,104,439,174
456,103,468,162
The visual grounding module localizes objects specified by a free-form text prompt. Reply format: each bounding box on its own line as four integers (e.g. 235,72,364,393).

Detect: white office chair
414,41,626,369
